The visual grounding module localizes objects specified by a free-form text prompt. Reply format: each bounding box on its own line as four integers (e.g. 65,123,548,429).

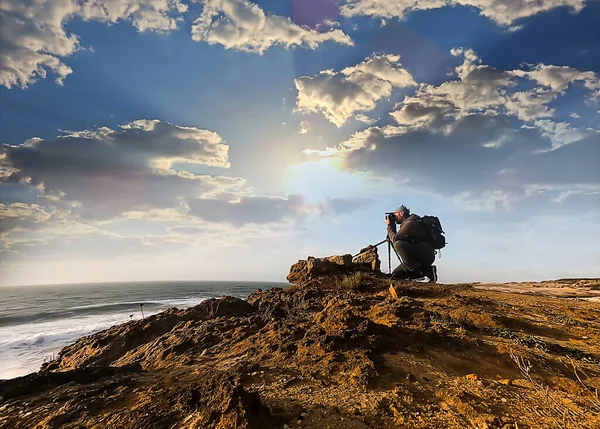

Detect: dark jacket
387,214,431,244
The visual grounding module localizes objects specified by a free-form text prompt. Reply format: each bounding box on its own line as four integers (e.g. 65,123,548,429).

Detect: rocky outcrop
42,296,256,372
352,244,381,272
1,263,600,429
287,248,383,286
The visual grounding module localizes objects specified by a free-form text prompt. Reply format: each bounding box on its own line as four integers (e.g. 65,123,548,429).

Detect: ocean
0,280,287,380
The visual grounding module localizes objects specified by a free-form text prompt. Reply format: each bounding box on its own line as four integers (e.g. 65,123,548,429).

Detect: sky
0,0,599,286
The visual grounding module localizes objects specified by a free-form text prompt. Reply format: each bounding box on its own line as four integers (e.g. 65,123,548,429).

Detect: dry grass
337,271,372,291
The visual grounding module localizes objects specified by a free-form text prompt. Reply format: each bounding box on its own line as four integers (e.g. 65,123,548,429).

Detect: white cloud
534,119,588,150
354,114,377,124
0,0,188,88
385,49,597,147
525,183,600,203
190,0,353,54
294,54,415,127
298,121,311,134
0,203,52,240
453,190,513,211
505,88,557,121
340,0,587,27
517,64,599,93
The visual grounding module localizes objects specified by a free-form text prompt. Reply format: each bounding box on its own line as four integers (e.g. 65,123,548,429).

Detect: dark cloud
1,120,242,220
331,112,600,208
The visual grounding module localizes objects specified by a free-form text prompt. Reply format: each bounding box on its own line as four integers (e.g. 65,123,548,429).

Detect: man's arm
389,220,415,243
387,224,396,242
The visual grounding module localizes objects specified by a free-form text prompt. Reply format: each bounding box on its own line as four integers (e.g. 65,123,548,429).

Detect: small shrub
338,272,371,291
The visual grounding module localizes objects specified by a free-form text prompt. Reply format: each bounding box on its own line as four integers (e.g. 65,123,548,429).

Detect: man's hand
385,216,390,225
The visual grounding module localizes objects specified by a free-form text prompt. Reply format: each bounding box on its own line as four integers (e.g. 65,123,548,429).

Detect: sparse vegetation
510,351,583,428
207,299,221,318
337,271,372,291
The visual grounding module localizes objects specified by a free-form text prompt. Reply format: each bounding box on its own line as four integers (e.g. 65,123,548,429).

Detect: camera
385,212,396,224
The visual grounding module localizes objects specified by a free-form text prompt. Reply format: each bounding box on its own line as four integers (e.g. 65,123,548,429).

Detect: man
386,205,438,282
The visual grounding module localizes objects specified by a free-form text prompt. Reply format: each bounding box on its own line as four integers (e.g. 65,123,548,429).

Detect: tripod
352,238,407,277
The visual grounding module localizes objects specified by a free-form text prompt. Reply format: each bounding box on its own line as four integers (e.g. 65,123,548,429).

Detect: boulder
352,245,381,272
287,249,381,285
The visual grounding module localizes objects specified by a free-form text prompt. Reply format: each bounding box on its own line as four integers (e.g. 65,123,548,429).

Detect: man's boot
425,265,438,283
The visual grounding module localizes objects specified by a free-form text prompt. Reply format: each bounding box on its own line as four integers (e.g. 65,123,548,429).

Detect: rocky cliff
1,252,599,429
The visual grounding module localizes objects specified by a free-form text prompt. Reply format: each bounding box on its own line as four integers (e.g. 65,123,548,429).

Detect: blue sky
1,0,599,286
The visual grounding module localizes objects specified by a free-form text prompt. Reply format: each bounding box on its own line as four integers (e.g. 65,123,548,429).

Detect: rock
498,379,512,386
511,379,532,388
353,245,381,272
42,297,255,372
0,364,142,400
465,373,479,382
287,251,382,286
326,254,353,265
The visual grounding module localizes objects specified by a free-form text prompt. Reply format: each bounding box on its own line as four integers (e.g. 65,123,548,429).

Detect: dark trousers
391,240,435,280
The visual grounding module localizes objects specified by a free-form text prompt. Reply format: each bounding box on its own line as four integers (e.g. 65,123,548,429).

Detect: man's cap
396,205,410,214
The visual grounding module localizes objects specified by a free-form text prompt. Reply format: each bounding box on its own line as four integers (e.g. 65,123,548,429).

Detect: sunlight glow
283,157,367,204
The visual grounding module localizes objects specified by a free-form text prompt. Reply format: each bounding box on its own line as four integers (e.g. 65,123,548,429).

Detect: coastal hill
1,248,599,429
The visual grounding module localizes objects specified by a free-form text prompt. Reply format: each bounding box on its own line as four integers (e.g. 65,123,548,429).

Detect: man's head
394,205,410,223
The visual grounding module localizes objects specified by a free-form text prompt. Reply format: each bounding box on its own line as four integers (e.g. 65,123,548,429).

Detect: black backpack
418,215,446,249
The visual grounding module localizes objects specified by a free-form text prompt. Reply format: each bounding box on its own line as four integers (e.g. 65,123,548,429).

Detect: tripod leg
390,241,411,279
388,241,391,274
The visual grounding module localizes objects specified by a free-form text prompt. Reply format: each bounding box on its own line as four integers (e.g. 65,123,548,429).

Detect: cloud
294,54,415,127
0,0,188,88
354,114,377,124
453,190,513,211
517,64,600,93
386,49,596,145
525,183,600,203
340,0,587,28
1,120,242,219
0,203,52,240
190,0,353,54
299,121,311,134
301,48,600,210
187,193,311,225
186,193,373,225
533,119,588,150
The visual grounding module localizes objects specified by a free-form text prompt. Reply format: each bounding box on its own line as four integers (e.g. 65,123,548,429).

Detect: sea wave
0,296,210,328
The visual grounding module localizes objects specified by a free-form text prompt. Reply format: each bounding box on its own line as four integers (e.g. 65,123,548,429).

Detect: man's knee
392,241,419,269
